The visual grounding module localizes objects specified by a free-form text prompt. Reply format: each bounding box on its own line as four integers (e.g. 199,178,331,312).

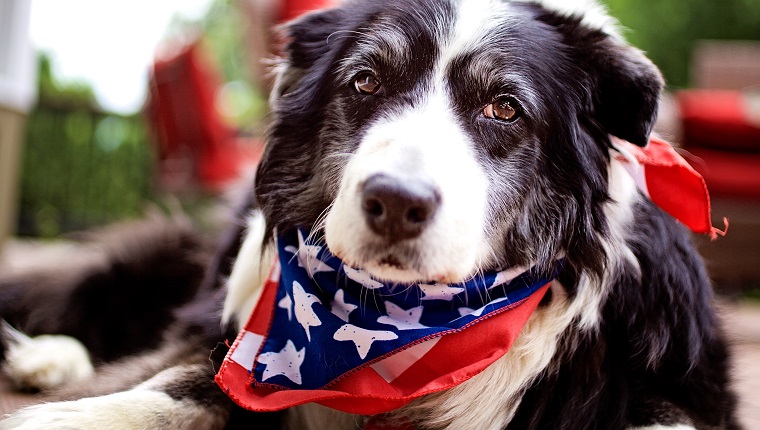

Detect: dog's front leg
0,363,233,430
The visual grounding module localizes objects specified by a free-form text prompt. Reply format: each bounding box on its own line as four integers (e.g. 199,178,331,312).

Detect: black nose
361,174,441,242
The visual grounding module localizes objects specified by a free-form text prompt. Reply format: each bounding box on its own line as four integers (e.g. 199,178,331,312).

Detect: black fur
0,220,209,363
509,200,739,429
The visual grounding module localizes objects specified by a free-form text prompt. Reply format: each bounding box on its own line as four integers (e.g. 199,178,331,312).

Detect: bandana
216,228,560,415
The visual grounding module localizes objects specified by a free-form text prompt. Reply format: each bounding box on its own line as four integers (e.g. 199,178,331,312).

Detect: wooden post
0,108,25,248
0,0,34,252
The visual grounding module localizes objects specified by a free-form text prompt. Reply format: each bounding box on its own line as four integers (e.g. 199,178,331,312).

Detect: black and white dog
0,0,741,429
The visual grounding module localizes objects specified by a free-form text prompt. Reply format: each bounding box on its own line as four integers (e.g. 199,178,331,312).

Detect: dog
0,0,741,429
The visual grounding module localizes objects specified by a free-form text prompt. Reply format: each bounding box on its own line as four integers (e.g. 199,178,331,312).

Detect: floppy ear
532,5,664,146
271,7,347,102
590,39,664,146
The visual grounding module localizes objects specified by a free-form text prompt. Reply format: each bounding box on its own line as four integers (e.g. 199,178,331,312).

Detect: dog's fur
0,0,741,429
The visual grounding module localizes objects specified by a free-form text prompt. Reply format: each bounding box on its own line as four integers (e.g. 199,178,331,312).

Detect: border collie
0,0,741,429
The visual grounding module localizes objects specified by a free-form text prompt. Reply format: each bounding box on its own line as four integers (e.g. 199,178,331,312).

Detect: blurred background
0,0,758,424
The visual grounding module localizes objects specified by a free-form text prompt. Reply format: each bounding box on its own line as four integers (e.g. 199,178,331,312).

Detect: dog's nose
361,174,441,242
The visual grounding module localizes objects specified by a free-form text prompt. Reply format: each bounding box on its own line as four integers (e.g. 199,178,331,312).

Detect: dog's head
255,0,662,283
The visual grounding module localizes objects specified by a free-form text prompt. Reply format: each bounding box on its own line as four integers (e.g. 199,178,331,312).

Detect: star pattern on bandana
377,302,428,330
419,283,465,301
283,230,334,278
278,293,293,321
458,296,510,318
333,324,398,359
490,265,529,290
330,289,358,322
292,281,322,341
343,265,385,289
258,339,305,385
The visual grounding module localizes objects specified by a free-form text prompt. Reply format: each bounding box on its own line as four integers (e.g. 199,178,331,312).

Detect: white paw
0,390,219,430
2,324,94,391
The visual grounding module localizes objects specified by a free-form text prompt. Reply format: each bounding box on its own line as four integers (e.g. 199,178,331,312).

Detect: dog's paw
0,390,194,430
1,323,94,391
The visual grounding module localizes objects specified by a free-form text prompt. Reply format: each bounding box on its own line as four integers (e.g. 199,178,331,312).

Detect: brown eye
353,72,382,95
484,97,521,122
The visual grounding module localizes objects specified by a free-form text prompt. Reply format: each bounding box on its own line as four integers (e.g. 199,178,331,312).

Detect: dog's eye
353,72,382,95
484,97,521,122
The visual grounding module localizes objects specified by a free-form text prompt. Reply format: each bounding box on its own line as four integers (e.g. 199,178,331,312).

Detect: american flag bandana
215,228,560,415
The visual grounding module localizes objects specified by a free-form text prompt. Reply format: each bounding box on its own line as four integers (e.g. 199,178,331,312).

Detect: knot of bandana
215,227,562,415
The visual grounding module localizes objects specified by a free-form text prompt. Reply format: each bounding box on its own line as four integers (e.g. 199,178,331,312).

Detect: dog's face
256,0,662,283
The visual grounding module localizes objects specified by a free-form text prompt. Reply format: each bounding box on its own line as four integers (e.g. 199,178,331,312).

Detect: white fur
438,0,506,68
2,324,94,392
222,212,275,329
323,86,490,283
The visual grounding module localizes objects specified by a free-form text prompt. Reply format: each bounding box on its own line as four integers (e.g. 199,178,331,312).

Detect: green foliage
37,54,98,109
603,0,760,88
18,54,153,237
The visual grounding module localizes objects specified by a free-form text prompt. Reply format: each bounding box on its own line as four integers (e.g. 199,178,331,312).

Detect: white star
377,302,428,330
343,265,384,289
333,324,398,360
330,289,358,322
419,283,465,301
292,281,322,341
258,339,305,385
283,230,335,278
458,307,477,317
490,265,529,290
457,297,509,318
278,293,293,321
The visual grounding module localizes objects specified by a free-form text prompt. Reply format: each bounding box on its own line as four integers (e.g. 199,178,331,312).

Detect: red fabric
685,147,760,200
615,137,725,238
147,42,250,191
215,271,549,416
677,90,760,153
279,0,336,21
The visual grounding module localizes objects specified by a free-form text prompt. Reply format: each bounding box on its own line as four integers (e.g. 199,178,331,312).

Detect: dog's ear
589,39,664,146
271,7,346,102
533,5,664,146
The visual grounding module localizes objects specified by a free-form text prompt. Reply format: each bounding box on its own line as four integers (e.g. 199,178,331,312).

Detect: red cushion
677,90,760,153
279,0,336,21
686,147,760,199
